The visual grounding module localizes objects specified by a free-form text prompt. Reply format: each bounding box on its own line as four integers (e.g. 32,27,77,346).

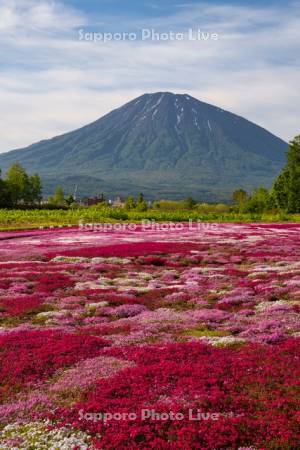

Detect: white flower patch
36,311,64,319
51,256,87,263
0,421,92,450
75,282,111,291
52,256,132,265
91,257,132,265
85,301,109,310
199,336,245,346
255,300,291,312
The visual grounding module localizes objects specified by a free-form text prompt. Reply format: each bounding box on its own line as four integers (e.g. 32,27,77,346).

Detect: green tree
0,164,42,208
65,194,75,207
137,193,145,204
0,170,12,207
182,197,196,209
125,196,137,210
49,186,65,207
240,187,270,214
273,135,300,213
28,174,42,205
272,170,289,210
136,193,148,212
232,189,248,205
286,135,300,212
6,163,31,206
5,163,42,206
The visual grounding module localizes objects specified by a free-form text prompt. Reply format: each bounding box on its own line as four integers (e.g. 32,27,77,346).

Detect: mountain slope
0,92,288,201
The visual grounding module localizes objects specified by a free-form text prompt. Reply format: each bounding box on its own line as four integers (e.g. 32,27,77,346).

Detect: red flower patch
47,242,199,259
0,295,44,316
0,329,108,401
57,340,300,449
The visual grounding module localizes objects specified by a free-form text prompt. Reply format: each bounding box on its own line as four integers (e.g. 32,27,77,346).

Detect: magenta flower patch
0,223,300,448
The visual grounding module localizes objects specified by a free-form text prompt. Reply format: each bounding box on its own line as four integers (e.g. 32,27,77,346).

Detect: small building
83,194,105,206
112,196,125,208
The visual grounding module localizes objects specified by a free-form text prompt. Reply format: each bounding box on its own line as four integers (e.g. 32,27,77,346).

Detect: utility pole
73,184,78,201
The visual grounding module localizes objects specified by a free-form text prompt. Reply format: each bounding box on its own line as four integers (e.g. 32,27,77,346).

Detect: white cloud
0,0,299,153
0,0,84,31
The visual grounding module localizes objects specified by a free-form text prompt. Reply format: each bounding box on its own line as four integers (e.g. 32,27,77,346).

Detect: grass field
0,207,299,230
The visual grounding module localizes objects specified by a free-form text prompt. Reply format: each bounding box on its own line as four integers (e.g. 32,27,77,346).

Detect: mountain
0,92,288,201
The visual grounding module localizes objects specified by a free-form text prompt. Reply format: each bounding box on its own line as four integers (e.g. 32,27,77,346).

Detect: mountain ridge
0,92,288,201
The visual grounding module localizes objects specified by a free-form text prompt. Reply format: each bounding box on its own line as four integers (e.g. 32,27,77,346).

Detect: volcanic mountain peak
0,92,288,201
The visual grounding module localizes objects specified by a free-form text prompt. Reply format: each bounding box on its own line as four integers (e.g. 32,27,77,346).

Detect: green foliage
182,197,196,210
240,187,270,214
195,203,231,214
0,207,299,231
286,135,300,213
154,198,203,211
0,171,11,208
6,163,30,205
232,189,248,205
137,193,144,204
272,135,300,213
136,193,148,212
125,196,137,210
28,174,43,205
153,200,184,211
0,163,42,207
125,194,148,212
48,186,65,207
272,170,289,210
65,194,75,207
229,134,299,214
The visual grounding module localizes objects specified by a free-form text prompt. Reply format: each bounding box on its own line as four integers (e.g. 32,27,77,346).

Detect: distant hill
0,92,288,201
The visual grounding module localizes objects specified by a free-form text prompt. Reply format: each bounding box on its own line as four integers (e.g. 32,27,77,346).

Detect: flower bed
0,223,299,448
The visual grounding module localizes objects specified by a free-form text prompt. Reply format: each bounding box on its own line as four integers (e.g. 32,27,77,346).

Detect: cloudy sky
0,0,299,153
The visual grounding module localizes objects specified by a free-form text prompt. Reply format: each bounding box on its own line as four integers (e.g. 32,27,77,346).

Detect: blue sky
0,0,299,152
65,0,284,16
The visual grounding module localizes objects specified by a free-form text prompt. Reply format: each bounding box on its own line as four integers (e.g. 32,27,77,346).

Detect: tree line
232,135,300,214
1,134,300,212
0,163,42,208
0,164,77,208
